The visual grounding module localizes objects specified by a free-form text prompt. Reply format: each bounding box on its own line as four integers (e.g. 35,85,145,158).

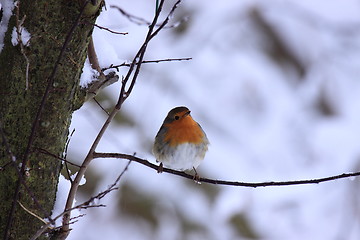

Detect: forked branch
59,0,181,238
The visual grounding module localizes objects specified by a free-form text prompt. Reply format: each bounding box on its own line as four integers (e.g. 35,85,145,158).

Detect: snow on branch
0,0,15,52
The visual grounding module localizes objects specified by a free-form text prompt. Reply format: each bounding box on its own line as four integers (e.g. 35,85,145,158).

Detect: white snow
79,58,100,88
11,26,30,46
0,0,15,52
51,174,73,226
51,174,86,227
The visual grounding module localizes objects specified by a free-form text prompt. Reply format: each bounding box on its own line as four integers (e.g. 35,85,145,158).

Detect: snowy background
62,0,360,239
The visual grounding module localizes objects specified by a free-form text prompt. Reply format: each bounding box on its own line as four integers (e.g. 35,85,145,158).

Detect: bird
153,106,209,176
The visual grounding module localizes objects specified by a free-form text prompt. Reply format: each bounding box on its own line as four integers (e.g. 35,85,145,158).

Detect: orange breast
164,116,205,146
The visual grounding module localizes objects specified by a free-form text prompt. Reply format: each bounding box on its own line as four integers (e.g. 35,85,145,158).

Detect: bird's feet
192,167,201,184
157,162,164,173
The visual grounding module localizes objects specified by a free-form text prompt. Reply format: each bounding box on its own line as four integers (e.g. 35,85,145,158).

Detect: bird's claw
157,162,164,173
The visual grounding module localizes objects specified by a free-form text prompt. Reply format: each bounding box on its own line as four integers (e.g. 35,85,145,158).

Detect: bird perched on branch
153,106,209,177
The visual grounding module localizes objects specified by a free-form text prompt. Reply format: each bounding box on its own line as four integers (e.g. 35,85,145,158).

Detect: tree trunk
0,1,100,239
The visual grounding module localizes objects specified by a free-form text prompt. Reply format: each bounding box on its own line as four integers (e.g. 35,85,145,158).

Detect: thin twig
30,161,131,240
85,71,119,101
36,148,81,168
30,205,98,240
110,5,153,25
60,108,118,238
0,161,13,171
92,22,128,35
93,97,110,115
15,1,30,90
147,0,182,39
93,152,360,188
17,201,48,225
110,5,187,29
101,57,192,71
87,36,102,73
118,0,182,105
63,129,76,182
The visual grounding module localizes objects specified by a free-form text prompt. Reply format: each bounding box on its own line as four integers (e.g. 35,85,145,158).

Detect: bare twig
30,205,99,240
110,5,187,29
118,0,182,103
14,1,30,90
91,22,128,35
87,36,102,73
0,161,13,171
146,0,182,42
85,36,120,100
93,97,110,115
63,129,76,182
30,161,131,240
87,35,119,99
89,160,131,200
85,71,119,101
102,57,192,71
110,5,153,25
36,148,81,168
93,152,360,188
17,201,48,225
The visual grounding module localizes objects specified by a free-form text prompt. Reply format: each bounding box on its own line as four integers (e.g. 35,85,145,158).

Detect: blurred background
64,0,360,239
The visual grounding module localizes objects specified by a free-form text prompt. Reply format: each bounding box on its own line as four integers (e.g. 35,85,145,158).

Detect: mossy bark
0,1,99,239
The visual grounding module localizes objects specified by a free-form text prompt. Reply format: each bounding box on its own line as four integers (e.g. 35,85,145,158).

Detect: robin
153,106,209,176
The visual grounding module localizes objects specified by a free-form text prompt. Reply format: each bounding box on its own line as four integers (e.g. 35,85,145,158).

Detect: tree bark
0,1,100,239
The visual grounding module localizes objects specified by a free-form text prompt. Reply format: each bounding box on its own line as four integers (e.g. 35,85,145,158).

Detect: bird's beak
184,110,191,117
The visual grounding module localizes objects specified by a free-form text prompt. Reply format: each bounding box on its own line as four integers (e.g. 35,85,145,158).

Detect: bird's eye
174,115,180,120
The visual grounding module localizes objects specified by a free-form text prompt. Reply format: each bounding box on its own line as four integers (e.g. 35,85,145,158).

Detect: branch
92,97,110,115
117,0,182,105
62,129,77,182
91,22,128,35
110,5,187,29
85,36,120,101
14,1,30,90
30,161,131,240
87,36,102,73
110,5,155,25
17,201,48,225
36,148,81,168
101,57,192,72
60,0,175,237
84,71,119,101
93,152,360,187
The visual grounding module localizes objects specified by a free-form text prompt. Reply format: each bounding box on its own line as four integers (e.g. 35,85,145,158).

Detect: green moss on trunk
0,1,99,239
